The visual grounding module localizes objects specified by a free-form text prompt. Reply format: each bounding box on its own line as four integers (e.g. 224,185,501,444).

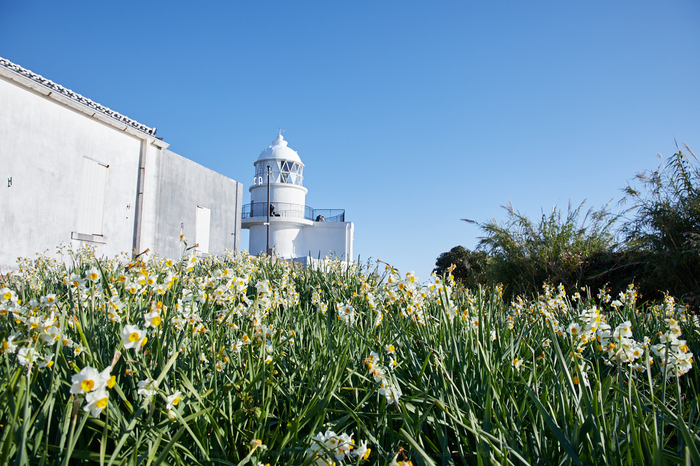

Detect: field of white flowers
1,246,699,465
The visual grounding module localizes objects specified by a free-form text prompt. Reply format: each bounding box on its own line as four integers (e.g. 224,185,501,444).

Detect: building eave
0,56,164,144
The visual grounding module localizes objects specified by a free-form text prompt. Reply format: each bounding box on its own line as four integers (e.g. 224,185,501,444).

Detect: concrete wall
247,221,354,261
0,68,142,271
0,60,242,271
248,222,304,258
302,222,354,260
250,183,307,205
143,149,242,260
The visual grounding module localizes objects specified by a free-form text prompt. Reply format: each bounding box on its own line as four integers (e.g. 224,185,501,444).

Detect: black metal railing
242,202,345,222
310,209,345,222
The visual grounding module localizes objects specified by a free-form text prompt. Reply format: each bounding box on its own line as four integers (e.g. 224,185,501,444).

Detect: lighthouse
242,133,354,264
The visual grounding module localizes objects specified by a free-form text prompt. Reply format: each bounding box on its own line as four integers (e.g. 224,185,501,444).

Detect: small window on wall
195,206,211,254
77,158,108,235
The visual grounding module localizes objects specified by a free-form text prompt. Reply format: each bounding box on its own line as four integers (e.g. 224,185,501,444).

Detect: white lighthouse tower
242,132,354,264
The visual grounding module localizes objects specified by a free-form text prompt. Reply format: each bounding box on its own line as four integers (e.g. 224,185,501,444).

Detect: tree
433,246,489,290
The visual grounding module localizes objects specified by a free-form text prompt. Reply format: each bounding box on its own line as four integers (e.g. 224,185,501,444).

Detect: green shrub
433,246,489,290
622,145,700,305
472,201,617,299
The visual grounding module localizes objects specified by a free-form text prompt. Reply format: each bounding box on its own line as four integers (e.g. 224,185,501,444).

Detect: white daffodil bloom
4,332,21,354
144,310,162,328
137,378,157,397
17,347,39,366
166,391,182,410
70,366,109,394
120,325,146,350
39,353,55,369
83,388,109,417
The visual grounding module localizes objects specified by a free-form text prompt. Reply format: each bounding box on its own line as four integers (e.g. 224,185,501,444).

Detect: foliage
471,201,618,299
432,246,489,290
621,145,700,303
1,246,699,465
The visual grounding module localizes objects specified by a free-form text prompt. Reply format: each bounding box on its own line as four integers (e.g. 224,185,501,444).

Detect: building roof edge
0,56,157,137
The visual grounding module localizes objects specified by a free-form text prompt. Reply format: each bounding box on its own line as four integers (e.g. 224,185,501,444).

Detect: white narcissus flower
166,391,182,410
231,339,243,353
41,326,61,345
17,347,39,366
3,332,20,354
567,323,581,336
1,287,17,303
86,267,100,283
138,378,157,397
39,353,55,369
614,321,633,339
69,274,86,288
144,310,162,328
255,280,270,296
120,325,147,350
70,366,110,394
353,439,371,460
335,432,354,460
83,389,109,417
337,303,356,325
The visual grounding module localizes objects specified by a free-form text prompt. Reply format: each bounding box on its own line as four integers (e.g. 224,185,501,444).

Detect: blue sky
2,1,699,281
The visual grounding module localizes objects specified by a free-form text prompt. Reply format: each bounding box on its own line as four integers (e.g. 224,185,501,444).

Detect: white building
0,56,243,272
242,134,354,264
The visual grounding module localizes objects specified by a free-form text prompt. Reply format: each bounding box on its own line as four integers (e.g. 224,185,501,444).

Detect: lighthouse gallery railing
242,202,345,222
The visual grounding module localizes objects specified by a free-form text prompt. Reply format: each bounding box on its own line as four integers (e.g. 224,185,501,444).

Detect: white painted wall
247,220,354,261
0,69,141,270
250,183,307,206
302,222,354,260
0,60,243,271
144,149,242,260
248,221,306,258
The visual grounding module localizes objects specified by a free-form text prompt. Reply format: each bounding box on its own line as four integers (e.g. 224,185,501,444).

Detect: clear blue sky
2,1,699,281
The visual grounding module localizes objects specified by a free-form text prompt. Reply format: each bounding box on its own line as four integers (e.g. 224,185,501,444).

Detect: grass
0,246,698,465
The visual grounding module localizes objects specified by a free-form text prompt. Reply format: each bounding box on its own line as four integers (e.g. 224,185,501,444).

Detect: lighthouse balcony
242,202,345,222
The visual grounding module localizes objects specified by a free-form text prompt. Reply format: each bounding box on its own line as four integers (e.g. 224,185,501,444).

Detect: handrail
242,203,345,222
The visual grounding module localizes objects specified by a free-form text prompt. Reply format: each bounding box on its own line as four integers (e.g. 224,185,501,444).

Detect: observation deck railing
242,202,345,222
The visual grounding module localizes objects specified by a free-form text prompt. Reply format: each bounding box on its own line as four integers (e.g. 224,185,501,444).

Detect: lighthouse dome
256,134,302,164
252,133,305,188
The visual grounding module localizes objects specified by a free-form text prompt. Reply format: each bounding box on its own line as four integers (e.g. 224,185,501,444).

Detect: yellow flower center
128,332,140,342
81,379,95,391
108,375,116,389
96,397,108,409
172,397,181,406
152,316,162,327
